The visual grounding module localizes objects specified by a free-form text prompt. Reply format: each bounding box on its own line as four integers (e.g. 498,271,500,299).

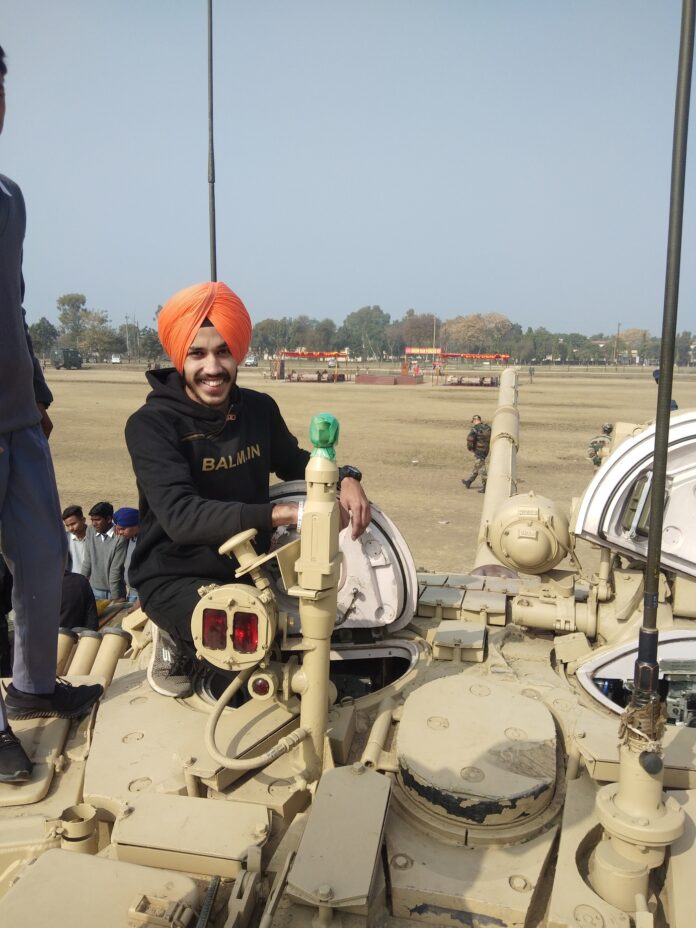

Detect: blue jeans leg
0,425,67,693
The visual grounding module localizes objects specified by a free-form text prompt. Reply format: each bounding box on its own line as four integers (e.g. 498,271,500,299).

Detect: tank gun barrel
474,368,519,570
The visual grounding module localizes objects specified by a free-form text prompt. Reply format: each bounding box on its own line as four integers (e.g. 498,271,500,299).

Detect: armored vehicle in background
50,348,83,370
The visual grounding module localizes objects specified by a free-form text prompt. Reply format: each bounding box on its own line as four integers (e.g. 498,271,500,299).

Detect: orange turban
158,281,252,373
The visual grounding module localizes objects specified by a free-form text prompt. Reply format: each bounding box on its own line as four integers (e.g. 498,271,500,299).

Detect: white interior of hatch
269,480,417,632
575,629,696,716
573,411,696,579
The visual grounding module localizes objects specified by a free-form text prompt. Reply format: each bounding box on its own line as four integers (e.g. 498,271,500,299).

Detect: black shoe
4,680,103,721
462,479,472,489
0,728,32,783
478,486,486,494
147,626,194,698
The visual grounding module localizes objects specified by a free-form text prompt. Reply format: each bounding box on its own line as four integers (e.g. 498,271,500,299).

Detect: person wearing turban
113,507,140,604
125,281,371,698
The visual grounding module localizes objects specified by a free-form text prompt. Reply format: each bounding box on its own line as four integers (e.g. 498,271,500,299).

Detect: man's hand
271,501,300,527
339,477,371,540
272,483,371,541
37,402,53,439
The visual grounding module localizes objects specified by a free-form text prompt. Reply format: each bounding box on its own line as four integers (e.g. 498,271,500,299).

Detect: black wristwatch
338,464,362,485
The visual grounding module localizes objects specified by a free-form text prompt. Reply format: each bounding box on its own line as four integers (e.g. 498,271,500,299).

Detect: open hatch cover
269,481,418,632
573,411,696,579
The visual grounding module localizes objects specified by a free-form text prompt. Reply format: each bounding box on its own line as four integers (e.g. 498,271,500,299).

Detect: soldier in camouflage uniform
586,423,613,468
462,415,491,493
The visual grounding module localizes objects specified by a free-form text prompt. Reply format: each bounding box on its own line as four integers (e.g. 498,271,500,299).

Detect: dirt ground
46,365,696,574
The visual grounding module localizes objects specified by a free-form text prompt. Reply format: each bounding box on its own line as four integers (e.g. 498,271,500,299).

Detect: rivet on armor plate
469,684,491,697
508,875,531,892
460,766,484,782
573,904,604,927
128,777,153,792
504,727,527,741
268,779,294,796
391,854,413,870
122,731,144,743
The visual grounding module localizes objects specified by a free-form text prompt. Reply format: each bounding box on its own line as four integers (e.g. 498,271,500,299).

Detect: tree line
27,293,694,366
29,293,162,362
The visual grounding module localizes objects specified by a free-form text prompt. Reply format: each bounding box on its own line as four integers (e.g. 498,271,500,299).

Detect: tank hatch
269,481,418,631
395,678,557,832
573,411,696,578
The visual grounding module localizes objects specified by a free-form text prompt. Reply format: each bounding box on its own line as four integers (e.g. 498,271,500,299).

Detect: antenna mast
207,0,217,281
633,0,694,710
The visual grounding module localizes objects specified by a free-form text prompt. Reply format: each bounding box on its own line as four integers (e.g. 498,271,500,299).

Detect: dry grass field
46,365,696,574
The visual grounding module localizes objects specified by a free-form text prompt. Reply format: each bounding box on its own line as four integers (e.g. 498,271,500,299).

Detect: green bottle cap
309,413,340,459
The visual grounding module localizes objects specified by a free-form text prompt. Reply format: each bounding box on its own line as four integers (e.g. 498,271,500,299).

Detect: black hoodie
125,369,309,593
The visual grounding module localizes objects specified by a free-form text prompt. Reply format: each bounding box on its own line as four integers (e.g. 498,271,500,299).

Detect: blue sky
1,1,694,336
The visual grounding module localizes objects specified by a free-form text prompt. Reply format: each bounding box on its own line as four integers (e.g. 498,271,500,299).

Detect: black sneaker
462,479,472,489
147,625,194,698
0,728,32,783
4,680,103,721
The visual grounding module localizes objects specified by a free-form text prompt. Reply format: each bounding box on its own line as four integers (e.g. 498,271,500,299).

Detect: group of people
463,415,617,488
56,502,141,631
62,502,140,601
1,501,140,670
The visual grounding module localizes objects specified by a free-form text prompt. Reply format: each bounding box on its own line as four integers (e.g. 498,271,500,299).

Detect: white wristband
296,499,304,532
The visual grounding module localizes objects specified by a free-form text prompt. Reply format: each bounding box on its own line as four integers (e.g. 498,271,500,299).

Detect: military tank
2,4,695,926
0,361,695,927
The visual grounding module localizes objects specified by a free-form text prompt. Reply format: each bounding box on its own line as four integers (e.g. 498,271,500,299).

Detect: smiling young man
125,281,370,697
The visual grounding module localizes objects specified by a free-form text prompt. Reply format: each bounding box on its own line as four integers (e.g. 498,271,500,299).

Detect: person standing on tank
462,414,491,493
0,47,102,783
125,281,372,699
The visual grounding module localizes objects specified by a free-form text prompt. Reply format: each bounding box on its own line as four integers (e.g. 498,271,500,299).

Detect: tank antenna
633,0,694,714
207,0,218,282
587,9,693,907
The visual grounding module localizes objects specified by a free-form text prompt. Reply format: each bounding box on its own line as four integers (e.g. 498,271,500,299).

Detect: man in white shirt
62,504,91,573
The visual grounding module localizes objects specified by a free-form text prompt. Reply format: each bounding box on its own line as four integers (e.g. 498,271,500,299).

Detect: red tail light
251,676,271,697
233,612,259,653
202,608,227,650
